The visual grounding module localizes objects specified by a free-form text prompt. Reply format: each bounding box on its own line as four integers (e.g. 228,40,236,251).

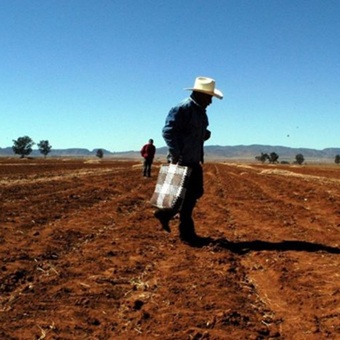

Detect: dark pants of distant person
143,158,153,177
179,163,204,240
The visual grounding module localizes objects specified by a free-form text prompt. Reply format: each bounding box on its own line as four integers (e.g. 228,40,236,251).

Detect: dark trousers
179,163,203,239
143,158,153,177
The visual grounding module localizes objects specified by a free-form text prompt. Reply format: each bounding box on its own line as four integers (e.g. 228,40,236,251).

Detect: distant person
141,139,156,177
154,76,223,246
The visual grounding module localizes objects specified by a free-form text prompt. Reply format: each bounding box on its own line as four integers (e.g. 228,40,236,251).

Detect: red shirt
140,143,156,159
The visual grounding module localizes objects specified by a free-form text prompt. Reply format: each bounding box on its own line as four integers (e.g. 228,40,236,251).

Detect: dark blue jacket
162,97,210,165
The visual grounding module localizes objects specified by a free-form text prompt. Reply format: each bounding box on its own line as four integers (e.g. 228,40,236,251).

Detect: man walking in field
154,76,223,246
141,139,156,177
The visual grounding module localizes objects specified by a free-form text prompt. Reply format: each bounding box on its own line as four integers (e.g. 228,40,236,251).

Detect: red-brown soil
1,158,340,339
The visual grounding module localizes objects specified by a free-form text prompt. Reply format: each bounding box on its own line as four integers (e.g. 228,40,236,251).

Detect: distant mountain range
204,145,340,161
1,145,340,162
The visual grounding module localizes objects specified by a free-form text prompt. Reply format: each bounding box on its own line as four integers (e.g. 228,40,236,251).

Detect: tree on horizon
268,152,279,163
12,136,35,158
295,153,305,165
38,140,52,158
255,152,269,163
96,149,104,159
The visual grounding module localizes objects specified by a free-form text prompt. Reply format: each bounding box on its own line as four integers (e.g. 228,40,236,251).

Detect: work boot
154,209,173,233
179,218,196,239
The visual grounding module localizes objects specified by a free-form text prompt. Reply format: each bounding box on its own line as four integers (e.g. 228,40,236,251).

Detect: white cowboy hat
185,76,223,99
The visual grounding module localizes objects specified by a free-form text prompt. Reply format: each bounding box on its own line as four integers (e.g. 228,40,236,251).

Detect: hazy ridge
1,145,340,162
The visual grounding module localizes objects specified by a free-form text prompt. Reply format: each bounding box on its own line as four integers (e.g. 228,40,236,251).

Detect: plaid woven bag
150,164,192,211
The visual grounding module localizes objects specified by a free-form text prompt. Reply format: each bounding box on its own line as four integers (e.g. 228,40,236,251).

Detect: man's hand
171,155,179,164
204,129,211,141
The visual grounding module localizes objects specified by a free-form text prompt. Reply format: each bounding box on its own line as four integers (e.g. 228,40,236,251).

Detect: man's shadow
193,236,340,254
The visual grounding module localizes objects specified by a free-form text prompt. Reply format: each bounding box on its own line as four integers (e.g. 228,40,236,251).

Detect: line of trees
255,152,305,165
256,152,340,165
255,152,280,164
10,135,105,159
12,136,52,158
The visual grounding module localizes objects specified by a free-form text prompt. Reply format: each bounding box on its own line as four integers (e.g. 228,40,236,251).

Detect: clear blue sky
1,0,339,152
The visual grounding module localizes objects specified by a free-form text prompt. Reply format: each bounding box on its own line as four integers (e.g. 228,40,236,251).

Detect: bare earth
1,158,340,339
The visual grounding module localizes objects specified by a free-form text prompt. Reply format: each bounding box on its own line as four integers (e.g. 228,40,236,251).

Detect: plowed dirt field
1,158,340,339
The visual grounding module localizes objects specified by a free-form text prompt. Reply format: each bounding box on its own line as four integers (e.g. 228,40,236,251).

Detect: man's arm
162,107,181,164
